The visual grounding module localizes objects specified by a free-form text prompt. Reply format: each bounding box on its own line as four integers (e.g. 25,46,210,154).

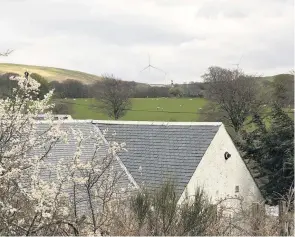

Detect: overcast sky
0,0,293,83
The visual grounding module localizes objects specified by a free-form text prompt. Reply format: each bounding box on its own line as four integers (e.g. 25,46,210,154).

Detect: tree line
0,72,209,116
1,70,292,103
0,72,207,99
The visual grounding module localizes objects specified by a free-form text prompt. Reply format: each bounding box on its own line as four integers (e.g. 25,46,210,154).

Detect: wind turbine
140,54,168,84
141,54,167,74
232,55,243,69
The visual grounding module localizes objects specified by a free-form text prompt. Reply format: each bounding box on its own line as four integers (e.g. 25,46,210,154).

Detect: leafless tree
202,66,263,133
94,75,133,120
66,133,131,235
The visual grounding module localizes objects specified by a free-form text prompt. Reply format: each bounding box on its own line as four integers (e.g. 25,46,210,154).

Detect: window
235,185,240,193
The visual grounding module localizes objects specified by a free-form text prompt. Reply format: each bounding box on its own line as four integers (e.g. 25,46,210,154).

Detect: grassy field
56,97,294,127
57,98,208,122
0,63,103,84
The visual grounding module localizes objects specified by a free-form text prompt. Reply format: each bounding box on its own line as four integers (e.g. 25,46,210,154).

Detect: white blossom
0,73,133,235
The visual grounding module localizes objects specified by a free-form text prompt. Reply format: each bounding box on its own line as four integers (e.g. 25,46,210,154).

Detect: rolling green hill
257,73,293,82
0,63,291,85
0,63,103,84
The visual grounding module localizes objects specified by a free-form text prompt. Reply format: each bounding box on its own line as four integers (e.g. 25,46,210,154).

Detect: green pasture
55,97,294,126
57,98,208,122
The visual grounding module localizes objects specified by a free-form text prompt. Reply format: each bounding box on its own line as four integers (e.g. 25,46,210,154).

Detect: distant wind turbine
231,55,243,69
140,54,168,84
140,54,167,74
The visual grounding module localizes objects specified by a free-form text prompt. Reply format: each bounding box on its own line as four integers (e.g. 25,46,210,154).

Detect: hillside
258,73,293,82
0,63,103,84
0,63,291,86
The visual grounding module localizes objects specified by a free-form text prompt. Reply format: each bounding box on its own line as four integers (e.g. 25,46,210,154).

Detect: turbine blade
140,65,150,72
150,65,166,74
238,55,243,64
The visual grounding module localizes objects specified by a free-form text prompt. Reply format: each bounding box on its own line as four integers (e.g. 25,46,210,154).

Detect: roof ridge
91,120,222,126
34,120,222,126
34,119,93,124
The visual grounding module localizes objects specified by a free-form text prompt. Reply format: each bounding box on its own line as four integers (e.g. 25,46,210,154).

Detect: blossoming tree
0,72,130,235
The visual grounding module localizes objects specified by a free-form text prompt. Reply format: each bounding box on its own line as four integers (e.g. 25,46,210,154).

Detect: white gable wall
178,124,263,209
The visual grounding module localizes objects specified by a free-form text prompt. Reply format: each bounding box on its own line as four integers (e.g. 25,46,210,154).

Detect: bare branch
93,75,133,120
0,49,13,56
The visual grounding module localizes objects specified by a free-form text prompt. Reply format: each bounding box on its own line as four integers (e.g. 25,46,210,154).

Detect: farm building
34,120,263,207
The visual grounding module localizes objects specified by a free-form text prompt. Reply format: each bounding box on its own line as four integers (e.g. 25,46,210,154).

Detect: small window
235,185,240,193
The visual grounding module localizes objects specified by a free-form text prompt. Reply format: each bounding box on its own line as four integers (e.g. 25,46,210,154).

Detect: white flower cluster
0,73,132,235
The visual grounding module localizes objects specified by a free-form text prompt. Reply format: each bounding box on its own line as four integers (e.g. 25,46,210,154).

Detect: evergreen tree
239,105,294,205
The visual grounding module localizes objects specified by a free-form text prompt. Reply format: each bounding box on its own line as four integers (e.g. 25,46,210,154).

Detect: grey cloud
245,41,294,71
223,10,247,19
148,0,198,7
0,0,293,83
0,40,32,49
0,0,27,2
196,3,248,19
30,18,194,46
195,6,220,19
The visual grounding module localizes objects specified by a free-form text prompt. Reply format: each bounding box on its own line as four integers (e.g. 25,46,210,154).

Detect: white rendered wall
178,124,263,209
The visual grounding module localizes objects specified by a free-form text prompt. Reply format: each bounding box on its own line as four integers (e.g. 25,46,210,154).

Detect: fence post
251,202,260,235
279,200,289,236
229,214,232,235
212,204,218,220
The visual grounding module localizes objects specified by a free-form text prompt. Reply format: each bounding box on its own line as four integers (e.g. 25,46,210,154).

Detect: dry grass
0,63,102,84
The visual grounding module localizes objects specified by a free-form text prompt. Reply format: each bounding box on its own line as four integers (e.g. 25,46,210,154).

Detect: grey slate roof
32,120,221,201
93,121,221,197
32,121,132,215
